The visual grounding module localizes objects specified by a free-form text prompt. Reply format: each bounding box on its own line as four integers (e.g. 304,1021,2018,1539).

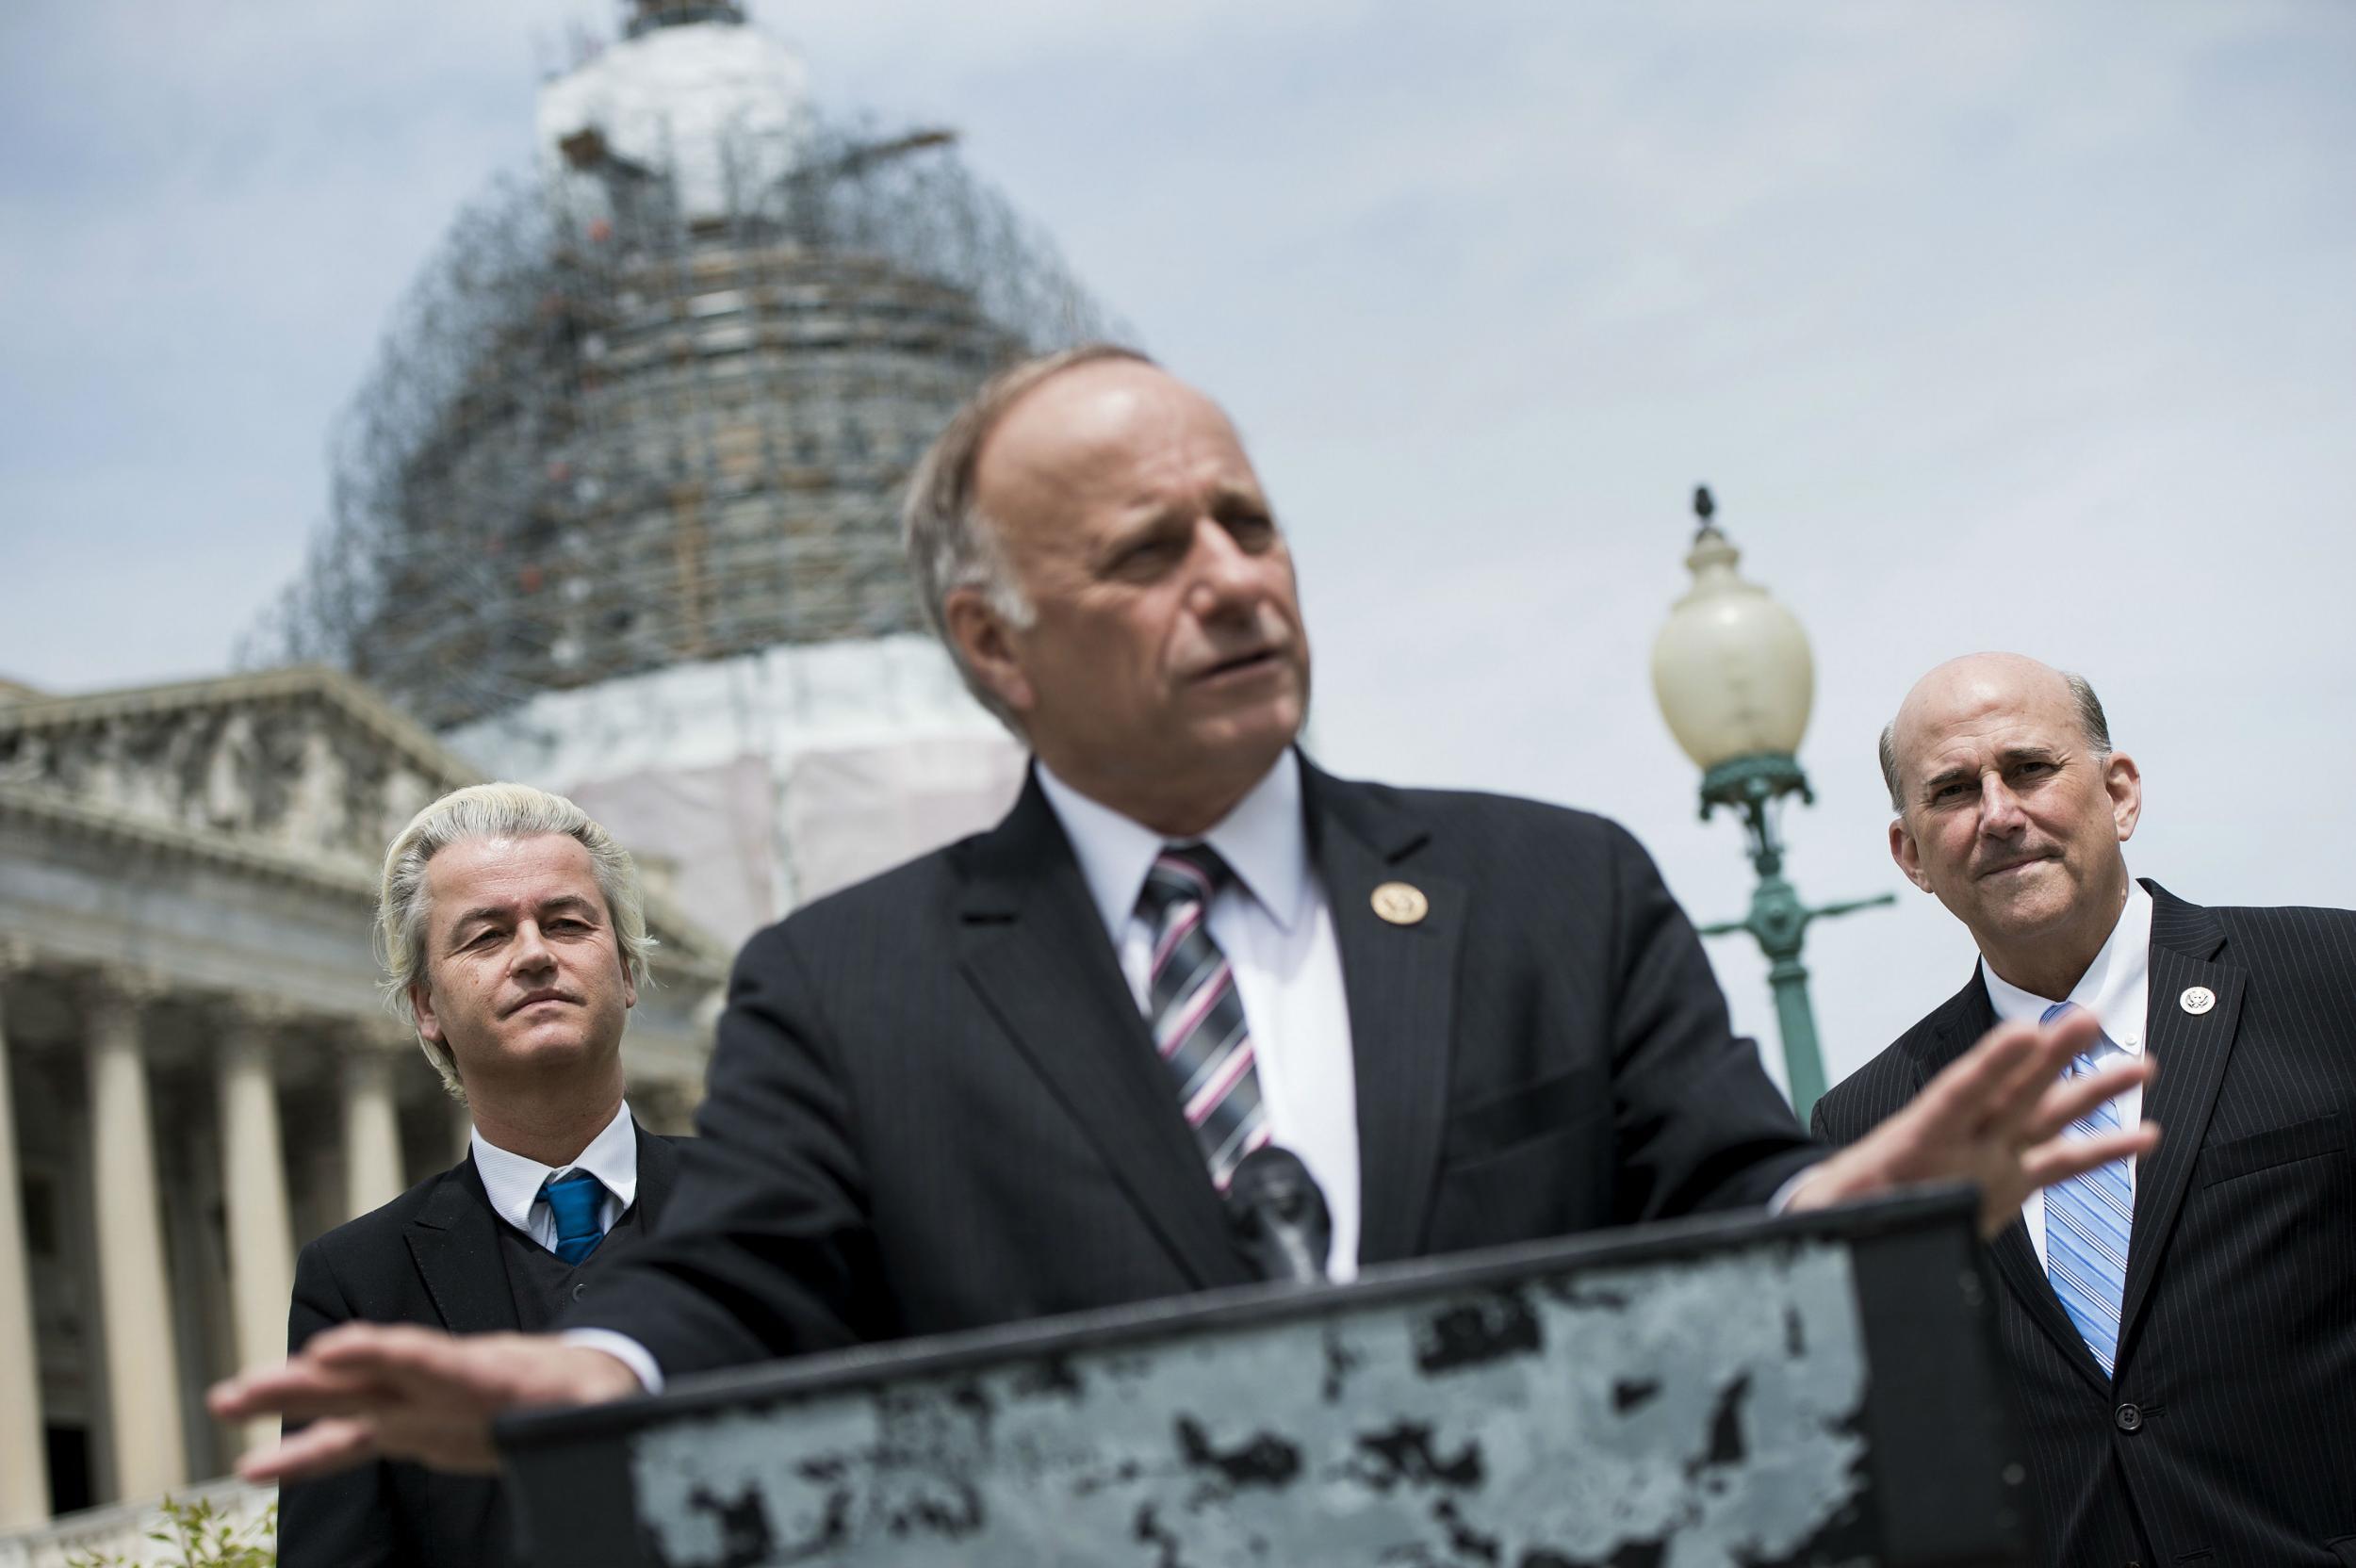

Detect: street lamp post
1649,487,1891,1123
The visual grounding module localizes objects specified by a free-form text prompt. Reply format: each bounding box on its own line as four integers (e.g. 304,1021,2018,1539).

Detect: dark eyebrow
1917,744,2067,801
447,906,512,939
535,894,603,921
1209,483,1272,517
444,894,601,945
1917,766,1975,800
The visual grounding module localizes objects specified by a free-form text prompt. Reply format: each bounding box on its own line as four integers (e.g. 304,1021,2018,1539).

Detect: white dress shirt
1038,750,1366,1282
479,1100,673,1392
1980,878,2151,1267
471,1098,641,1247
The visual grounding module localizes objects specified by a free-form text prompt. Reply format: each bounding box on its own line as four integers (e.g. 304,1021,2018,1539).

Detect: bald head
1881,654,2111,812
1881,652,2141,999
915,345,1309,836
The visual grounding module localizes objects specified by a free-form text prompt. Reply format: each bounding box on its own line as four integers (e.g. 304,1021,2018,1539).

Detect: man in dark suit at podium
277,783,686,1568
213,349,2150,1480
1814,653,2356,1567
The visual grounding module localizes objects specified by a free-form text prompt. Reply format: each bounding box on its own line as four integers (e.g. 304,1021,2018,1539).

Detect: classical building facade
0,667,726,1528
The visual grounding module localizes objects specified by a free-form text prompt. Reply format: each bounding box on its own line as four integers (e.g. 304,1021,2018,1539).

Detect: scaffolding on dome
241,111,1115,731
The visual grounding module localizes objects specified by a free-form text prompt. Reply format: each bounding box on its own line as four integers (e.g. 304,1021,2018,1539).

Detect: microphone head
1223,1143,1333,1284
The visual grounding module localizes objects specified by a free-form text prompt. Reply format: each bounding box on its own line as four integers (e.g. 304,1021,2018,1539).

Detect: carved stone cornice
0,665,476,882
0,782,727,984
0,664,478,786
0,664,728,983
0,780,381,902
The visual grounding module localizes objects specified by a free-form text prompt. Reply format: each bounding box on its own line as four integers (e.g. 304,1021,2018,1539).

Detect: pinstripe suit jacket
1814,883,2356,1568
574,757,1820,1380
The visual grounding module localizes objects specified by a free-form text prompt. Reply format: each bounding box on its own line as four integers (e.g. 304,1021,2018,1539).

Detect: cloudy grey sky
3,1,2350,1086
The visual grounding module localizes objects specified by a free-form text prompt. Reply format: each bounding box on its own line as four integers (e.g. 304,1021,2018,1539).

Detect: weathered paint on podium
627,1238,1871,1567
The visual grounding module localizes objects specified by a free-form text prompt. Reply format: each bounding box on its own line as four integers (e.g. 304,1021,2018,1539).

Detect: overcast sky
3,1,2350,1088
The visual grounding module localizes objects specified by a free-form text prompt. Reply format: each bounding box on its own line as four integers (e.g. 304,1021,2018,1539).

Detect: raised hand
1789,1005,2158,1236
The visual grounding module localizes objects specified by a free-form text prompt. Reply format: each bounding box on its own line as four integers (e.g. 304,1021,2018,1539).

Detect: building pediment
0,666,473,878
0,664,729,982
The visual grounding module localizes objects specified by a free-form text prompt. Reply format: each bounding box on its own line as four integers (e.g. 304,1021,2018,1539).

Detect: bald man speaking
1814,653,2356,1568
215,354,2154,1511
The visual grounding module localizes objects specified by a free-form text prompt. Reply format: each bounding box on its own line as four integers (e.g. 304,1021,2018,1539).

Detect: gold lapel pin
2179,985,2216,1016
1371,882,1429,925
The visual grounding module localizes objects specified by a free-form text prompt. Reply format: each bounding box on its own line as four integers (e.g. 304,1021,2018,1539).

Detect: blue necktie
2040,1001,2131,1377
540,1170,607,1266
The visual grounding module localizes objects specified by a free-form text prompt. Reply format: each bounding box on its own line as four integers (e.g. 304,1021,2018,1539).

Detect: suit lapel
956,773,1252,1291
2118,884,2240,1356
1302,762,1464,1267
1915,972,2114,1392
405,1158,523,1335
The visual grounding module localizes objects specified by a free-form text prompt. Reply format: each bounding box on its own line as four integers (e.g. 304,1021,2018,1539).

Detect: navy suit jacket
1815,883,2356,1567
574,759,1820,1379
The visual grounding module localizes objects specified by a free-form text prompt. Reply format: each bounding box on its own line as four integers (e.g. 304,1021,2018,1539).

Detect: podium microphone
1223,1143,1333,1284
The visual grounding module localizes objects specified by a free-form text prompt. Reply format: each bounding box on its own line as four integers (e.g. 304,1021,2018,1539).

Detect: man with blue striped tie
1815,653,2356,1568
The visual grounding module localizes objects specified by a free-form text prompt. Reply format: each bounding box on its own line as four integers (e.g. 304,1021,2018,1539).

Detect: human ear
2104,751,2142,842
1890,816,1931,892
943,587,1035,717
409,982,443,1045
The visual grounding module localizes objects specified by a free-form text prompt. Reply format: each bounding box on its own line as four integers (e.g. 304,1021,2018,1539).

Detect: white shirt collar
1980,878,2153,1057
1036,750,1312,939
470,1099,640,1233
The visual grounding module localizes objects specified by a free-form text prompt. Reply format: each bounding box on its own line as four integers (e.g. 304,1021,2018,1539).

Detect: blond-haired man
279,783,686,1568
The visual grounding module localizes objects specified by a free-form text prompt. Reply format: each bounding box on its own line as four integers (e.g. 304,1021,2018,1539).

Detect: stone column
0,948,52,1527
341,1031,406,1221
84,973,187,1501
214,1003,296,1456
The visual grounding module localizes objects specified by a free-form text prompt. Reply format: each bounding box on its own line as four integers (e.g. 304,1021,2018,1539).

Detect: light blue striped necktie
2041,1000,2131,1377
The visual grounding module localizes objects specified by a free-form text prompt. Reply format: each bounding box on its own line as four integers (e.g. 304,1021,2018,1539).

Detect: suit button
573,1282,587,1301
2114,1402,2142,1432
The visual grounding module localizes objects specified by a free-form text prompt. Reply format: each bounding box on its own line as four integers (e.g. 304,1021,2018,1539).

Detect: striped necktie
1137,844,1270,1192
540,1170,607,1266
2040,1000,2131,1377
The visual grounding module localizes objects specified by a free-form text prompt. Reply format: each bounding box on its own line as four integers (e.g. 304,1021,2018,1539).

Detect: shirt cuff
1767,1163,1824,1217
560,1328,663,1396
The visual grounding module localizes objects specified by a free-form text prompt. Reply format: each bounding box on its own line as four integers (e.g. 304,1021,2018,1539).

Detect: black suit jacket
577,759,1819,1379
1814,884,2356,1568
281,1122,682,1568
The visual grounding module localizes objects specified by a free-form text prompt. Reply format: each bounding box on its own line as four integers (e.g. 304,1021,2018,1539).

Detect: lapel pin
2179,986,2216,1016
1371,882,1429,926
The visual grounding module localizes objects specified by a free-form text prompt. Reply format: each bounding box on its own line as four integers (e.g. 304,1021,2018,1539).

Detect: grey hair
1881,669,2112,810
377,782,653,1100
902,342,1154,730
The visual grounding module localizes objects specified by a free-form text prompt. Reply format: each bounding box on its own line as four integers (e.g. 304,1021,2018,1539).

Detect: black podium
499,1187,2032,1566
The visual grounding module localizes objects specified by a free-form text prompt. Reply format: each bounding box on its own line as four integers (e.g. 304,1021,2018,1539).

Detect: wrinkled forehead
979,364,1255,523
